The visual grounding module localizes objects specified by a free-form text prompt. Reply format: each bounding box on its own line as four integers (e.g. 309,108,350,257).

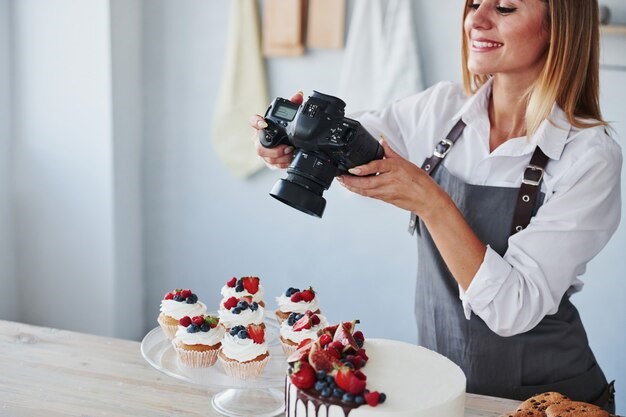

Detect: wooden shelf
601,24,626,35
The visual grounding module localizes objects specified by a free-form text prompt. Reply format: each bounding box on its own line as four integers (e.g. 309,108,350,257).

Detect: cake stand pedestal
140,317,286,417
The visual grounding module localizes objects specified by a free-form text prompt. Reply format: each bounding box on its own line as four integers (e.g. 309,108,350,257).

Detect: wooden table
0,320,521,416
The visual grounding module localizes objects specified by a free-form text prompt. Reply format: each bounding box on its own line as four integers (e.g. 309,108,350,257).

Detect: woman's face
464,0,550,81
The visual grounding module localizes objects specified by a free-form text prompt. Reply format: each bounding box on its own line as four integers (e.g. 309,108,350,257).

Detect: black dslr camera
259,91,384,218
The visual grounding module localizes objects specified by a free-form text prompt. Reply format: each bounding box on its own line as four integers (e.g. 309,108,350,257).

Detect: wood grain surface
0,319,521,416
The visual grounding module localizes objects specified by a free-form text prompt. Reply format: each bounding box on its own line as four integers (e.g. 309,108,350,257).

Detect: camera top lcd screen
273,104,298,121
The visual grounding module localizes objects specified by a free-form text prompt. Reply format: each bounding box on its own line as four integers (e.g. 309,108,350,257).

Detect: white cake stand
140,316,287,417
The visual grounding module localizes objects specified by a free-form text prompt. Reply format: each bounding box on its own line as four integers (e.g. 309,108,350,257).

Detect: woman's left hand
337,137,446,219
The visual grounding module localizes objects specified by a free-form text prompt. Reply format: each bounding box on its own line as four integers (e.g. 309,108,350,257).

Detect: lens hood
270,179,327,218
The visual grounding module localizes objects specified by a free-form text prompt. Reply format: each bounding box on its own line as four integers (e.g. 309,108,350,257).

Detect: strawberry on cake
275,286,321,324
279,310,329,355
220,276,264,305
285,321,466,417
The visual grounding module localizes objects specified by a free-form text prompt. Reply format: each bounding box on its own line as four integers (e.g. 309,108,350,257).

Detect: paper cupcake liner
280,339,298,356
173,345,219,368
157,315,179,340
218,354,269,380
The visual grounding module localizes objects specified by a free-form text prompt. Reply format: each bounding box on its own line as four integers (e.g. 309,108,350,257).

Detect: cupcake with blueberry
275,286,321,324
220,276,264,306
218,295,265,329
218,323,269,379
158,289,207,339
279,310,328,355
172,314,225,367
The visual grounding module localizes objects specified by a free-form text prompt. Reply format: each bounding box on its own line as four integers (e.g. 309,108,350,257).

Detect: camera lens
269,150,337,218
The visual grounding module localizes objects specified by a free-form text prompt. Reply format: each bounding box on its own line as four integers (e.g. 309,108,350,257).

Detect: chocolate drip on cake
286,379,357,417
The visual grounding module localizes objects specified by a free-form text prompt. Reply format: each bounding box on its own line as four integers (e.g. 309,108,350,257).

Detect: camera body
260,91,383,218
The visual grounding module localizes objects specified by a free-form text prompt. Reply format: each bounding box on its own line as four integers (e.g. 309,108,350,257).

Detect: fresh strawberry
241,276,260,294
293,313,312,331
223,296,238,310
247,323,265,344
333,321,360,353
364,391,381,407
289,360,316,390
179,316,192,327
300,288,315,302
205,316,219,328
335,366,367,395
287,339,313,363
191,316,205,326
164,291,174,300
180,289,192,298
308,341,341,373
319,333,332,347
226,277,237,288
290,292,303,302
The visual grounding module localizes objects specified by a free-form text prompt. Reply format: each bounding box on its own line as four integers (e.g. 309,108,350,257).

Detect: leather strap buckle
433,139,453,158
522,164,544,186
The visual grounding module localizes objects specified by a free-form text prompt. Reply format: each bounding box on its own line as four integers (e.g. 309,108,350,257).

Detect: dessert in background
172,314,224,367
218,295,265,329
285,320,466,417
279,310,329,355
499,392,611,417
218,323,270,379
158,289,207,339
275,286,321,324
220,276,264,305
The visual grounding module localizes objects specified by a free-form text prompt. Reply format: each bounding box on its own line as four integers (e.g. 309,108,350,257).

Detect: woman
251,0,620,411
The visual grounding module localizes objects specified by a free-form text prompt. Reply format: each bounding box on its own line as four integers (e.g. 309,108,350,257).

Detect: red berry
311,314,321,325
292,314,312,331
180,289,192,298
247,323,265,344
164,292,174,300
300,289,315,302
364,391,380,407
227,277,237,288
223,296,238,310
297,338,313,349
192,316,205,326
290,292,303,302
319,334,332,347
290,361,316,390
353,330,365,342
241,276,260,294
328,340,344,352
335,366,366,395
179,316,192,327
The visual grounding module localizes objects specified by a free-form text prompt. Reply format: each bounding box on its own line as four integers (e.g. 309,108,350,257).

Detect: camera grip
259,119,288,148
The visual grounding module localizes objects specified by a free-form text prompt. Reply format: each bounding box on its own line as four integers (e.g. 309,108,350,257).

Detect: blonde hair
461,0,606,138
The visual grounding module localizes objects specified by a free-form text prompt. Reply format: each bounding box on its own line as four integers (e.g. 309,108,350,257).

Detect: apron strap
510,146,549,235
408,120,550,237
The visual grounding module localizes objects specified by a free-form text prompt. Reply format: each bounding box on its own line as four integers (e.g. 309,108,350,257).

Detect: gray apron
413,124,611,406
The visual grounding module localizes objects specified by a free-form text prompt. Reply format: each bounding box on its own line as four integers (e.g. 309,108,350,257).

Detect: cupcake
158,289,207,339
275,286,321,324
218,323,270,379
218,295,265,329
172,314,225,367
220,276,264,306
279,310,329,355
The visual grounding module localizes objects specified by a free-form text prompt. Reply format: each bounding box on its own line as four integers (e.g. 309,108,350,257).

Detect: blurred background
0,0,624,412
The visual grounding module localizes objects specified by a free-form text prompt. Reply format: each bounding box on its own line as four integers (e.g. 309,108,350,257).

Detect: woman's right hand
251,91,304,169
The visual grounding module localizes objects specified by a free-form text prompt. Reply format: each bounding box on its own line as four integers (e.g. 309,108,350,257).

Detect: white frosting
172,324,225,346
286,339,466,417
280,315,329,344
218,304,265,328
220,332,268,362
220,284,265,302
275,293,320,314
160,300,207,320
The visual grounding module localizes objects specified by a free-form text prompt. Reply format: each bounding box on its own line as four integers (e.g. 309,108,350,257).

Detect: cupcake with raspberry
279,310,328,355
158,289,207,339
220,276,264,306
275,286,320,324
218,295,265,329
172,314,225,367
218,323,270,379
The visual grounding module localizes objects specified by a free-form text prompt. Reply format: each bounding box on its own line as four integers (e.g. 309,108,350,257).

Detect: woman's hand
250,91,304,169
337,137,448,220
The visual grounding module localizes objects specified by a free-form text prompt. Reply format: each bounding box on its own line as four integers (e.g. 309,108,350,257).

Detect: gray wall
2,0,625,412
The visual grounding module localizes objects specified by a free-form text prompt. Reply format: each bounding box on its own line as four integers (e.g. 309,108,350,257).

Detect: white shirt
356,79,622,337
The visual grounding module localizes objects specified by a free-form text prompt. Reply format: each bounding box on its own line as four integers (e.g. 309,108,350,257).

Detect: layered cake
285,322,466,417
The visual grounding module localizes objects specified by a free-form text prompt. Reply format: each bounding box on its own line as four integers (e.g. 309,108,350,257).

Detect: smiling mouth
472,40,503,48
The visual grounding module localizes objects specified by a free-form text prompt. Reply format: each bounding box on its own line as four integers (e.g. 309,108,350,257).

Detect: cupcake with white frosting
279,310,328,355
172,314,225,367
218,295,265,329
218,323,270,379
220,276,265,306
275,286,321,324
158,289,207,339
